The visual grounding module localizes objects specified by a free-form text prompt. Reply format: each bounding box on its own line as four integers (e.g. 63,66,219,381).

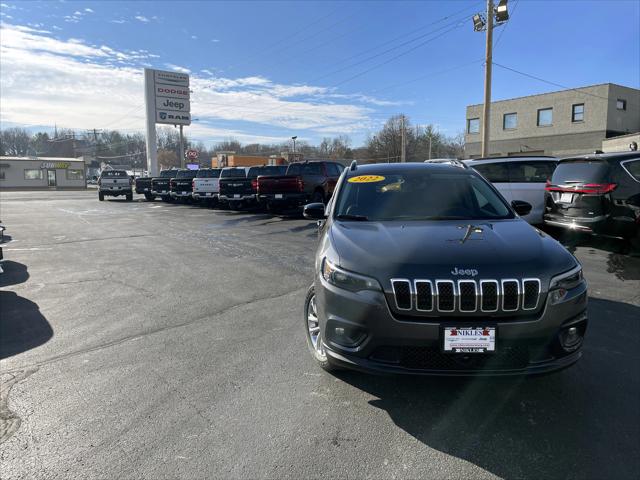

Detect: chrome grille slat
391,279,412,310
414,280,434,311
480,280,499,312
522,278,541,310
501,279,520,312
436,280,456,312
458,280,478,312
389,278,540,314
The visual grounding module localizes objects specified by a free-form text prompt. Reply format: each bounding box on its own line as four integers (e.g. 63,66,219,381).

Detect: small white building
0,157,87,190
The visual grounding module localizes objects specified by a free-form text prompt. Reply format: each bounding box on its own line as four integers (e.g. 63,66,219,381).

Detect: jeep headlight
321,258,381,292
549,264,584,304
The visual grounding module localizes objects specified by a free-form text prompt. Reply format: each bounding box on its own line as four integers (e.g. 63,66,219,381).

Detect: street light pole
291,136,297,154
481,0,494,158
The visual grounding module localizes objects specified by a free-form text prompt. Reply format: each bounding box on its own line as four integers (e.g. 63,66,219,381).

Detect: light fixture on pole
291,136,298,154
472,0,509,158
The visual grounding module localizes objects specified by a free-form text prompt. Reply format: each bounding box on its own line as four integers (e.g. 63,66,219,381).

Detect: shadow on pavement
0,291,53,359
0,261,29,288
333,297,640,480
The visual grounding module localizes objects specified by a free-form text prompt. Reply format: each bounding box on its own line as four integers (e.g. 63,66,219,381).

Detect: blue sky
1,0,639,147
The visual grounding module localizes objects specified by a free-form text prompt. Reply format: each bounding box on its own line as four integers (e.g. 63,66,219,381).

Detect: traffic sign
185,149,199,160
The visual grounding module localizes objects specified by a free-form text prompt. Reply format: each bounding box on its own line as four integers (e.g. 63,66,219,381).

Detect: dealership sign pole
144,68,191,176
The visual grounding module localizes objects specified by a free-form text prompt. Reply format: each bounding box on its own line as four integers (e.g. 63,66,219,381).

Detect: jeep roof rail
350,160,357,171
424,158,468,169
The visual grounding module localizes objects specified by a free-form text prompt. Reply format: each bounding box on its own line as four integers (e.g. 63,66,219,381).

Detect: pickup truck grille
390,278,541,315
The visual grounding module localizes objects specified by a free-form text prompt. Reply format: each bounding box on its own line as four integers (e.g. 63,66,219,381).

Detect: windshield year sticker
348,175,386,183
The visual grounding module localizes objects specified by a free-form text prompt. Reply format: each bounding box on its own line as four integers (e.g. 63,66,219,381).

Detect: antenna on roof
350,160,357,171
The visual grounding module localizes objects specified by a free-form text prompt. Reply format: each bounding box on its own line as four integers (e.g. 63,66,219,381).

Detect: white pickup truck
98,170,133,201
192,168,222,204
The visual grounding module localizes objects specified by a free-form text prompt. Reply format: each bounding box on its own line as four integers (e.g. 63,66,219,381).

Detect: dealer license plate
205,192,211,196
560,193,574,203
275,194,283,199
444,327,495,353
182,191,187,195
234,194,240,199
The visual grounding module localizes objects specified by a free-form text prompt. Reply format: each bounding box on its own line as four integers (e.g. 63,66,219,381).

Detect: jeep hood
329,219,576,285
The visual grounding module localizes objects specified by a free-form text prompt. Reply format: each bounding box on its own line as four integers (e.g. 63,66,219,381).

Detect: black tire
144,193,155,201
311,190,325,204
304,285,338,372
98,192,104,201
126,193,133,201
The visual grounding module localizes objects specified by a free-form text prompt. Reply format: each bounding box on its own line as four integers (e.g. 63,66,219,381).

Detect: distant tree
157,149,179,169
0,127,32,156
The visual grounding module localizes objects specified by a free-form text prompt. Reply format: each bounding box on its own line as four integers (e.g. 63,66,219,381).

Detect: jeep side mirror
511,200,532,216
303,203,326,220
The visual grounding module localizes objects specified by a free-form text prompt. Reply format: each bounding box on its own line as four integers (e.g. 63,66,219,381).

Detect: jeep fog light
559,326,583,352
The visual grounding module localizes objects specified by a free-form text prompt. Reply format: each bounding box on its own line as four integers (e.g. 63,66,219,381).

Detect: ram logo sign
156,111,191,125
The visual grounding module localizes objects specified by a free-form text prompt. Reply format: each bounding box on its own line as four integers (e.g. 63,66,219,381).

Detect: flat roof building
464,83,640,158
0,157,86,190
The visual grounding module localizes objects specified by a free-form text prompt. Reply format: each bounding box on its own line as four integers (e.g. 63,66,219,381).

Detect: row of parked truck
97,152,640,241
129,161,346,211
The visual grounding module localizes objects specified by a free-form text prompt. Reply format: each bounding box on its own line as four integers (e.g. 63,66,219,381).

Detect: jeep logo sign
451,267,479,276
156,97,190,112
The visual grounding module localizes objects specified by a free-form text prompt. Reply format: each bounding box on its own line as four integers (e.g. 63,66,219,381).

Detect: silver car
464,156,558,224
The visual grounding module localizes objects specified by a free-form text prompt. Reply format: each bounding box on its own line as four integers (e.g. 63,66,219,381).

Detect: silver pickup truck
192,168,222,204
98,170,133,201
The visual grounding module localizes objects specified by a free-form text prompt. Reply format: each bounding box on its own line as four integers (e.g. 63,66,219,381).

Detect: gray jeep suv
303,161,587,376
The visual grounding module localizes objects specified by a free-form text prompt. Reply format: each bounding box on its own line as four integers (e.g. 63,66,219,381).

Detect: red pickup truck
257,161,345,210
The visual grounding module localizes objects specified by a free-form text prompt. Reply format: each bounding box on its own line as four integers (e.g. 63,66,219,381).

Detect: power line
330,22,466,88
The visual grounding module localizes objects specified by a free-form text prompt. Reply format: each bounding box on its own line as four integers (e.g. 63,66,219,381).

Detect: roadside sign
156,96,190,112
154,70,189,87
156,110,191,125
145,67,192,176
185,149,199,160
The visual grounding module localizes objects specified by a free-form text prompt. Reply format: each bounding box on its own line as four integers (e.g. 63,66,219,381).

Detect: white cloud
134,15,149,23
210,39,220,43
52,25,62,30
0,22,384,142
164,63,191,74
84,8,94,13
110,19,127,24
1,3,16,9
191,35,197,40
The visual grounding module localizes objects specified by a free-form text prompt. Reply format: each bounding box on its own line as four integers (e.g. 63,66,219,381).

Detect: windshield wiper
335,214,369,221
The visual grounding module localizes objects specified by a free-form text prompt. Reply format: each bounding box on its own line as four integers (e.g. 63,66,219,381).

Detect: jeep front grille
390,278,542,314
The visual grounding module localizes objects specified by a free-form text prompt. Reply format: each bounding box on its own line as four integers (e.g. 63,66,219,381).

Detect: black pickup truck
151,169,179,202
170,169,198,202
219,166,287,210
257,161,344,210
135,176,154,200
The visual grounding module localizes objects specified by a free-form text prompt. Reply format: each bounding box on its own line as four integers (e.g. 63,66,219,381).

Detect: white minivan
464,156,558,224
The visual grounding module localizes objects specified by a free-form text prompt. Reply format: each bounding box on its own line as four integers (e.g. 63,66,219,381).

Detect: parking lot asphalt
1,190,639,480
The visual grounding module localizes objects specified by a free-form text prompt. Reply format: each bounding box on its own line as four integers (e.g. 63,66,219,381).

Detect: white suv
464,156,558,224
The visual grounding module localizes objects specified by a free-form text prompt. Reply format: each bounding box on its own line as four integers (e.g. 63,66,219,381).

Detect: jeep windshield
334,171,513,221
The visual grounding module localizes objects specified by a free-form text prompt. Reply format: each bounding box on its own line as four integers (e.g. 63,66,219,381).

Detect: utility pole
400,115,406,163
481,0,494,158
179,124,185,169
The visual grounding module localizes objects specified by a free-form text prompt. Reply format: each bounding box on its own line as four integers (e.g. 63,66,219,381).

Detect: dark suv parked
544,152,640,239
302,161,587,376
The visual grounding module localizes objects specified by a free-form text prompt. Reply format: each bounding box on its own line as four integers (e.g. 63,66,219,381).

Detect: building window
24,169,44,180
572,104,584,122
467,118,480,134
503,113,517,130
66,169,84,180
617,99,627,111
537,108,553,126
